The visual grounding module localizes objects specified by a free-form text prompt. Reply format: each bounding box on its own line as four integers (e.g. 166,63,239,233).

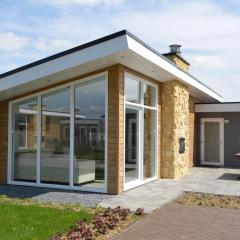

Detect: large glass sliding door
124,73,158,190
10,74,107,192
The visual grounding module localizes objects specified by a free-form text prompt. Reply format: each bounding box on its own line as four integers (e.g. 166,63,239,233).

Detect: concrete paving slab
100,167,240,212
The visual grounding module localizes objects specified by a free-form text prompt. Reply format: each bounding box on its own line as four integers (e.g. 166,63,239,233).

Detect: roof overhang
196,103,240,112
0,30,223,102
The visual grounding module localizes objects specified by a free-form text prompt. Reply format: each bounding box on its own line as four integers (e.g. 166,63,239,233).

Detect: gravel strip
0,185,111,207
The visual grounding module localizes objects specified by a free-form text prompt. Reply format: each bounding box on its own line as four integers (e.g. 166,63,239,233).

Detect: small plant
135,208,144,216
66,229,82,240
119,208,131,220
92,214,107,234
52,206,143,239
52,233,62,240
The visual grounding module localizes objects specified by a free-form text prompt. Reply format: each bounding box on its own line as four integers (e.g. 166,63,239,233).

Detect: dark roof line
162,52,190,65
0,30,127,79
0,29,222,99
195,102,240,104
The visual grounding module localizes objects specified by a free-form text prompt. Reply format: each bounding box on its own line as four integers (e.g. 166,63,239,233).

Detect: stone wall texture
166,55,189,72
161,80,189,179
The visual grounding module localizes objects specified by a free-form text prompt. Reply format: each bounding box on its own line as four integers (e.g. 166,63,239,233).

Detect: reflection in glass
125,77,140,103
125,108,139,183
144,109,156,179
74,78,105,188
13,98,38,182
143,83,156,107
41,88,70,184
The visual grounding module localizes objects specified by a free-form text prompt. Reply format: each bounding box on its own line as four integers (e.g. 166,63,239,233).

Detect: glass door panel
12,98,38,182
143,109,156,179
204,122,220,163
201,119,224,166
74,78,106,189
125,108,140,185
41,88,71,185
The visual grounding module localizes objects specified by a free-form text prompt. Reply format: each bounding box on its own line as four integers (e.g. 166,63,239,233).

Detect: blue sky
1,0,240,101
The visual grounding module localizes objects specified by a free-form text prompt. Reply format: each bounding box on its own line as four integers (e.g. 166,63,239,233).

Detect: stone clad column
161,80,189,179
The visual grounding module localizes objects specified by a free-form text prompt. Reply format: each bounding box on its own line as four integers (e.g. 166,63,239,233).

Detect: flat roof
0,30,223,102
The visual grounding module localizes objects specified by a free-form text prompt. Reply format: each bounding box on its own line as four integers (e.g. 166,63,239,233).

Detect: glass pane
74,78,105,189
125,108,139,183
144,109,156,179
125,76,140,103
143,84,156,107
12,98,38,182
41,88,70,184
204,122,220,163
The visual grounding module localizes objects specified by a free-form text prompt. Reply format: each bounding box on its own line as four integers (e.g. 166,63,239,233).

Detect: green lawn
0,197,94,240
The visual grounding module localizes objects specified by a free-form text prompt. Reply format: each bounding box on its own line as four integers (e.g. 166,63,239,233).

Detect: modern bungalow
0,30,238,194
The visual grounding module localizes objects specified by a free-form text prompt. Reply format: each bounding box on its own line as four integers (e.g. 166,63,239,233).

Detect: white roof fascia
195,103,240,112
126,35,223,102
0,35,128,92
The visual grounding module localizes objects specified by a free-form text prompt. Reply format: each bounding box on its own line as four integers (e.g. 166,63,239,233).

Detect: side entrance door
200,118,224,166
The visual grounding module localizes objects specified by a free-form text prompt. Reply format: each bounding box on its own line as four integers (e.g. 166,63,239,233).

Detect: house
0,30,237,195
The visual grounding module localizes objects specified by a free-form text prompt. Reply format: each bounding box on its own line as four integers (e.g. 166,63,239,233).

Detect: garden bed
177,192,240,209
0,195,143,240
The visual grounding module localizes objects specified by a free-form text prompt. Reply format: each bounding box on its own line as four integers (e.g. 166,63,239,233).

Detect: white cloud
192,55,225,68
114,1,240,52
0,32,29,51
1,0,240,101
34,37,76,52
32,0,125,7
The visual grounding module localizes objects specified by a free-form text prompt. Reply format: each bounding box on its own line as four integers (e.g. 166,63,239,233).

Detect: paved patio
100,167,240,212
114,203,240,240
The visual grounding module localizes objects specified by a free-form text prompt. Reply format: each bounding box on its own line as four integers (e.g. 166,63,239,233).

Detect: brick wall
0,101,8,184
188,96,201,167
107,64,124,194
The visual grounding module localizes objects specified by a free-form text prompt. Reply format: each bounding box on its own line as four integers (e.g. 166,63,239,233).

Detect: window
124,73,158,190
10,74,107,191
143,83,156,107
125,76,140,103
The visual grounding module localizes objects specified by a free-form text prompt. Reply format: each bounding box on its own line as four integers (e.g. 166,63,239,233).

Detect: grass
177,192,240,209
0,196,94,240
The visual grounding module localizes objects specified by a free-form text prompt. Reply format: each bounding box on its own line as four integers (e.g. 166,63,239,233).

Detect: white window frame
8,72,108,193
200,118,224,166
124,72,158,191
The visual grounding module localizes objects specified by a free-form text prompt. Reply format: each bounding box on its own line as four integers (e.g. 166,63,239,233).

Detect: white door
200,118,224,166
